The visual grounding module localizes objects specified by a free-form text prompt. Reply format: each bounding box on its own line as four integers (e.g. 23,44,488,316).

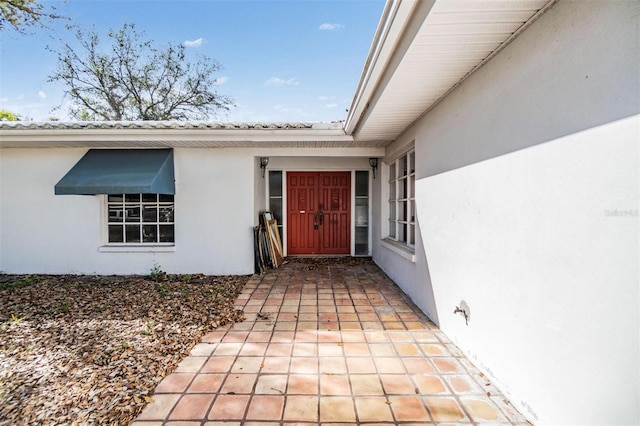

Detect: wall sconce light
260,157,269,178
369,157,379,179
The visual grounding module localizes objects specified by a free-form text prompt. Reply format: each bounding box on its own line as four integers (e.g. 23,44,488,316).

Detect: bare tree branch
1,0,64,33
48,23,234,121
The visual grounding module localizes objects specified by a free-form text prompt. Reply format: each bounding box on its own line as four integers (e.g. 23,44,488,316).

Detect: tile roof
0,121,343,130
0,120,389,149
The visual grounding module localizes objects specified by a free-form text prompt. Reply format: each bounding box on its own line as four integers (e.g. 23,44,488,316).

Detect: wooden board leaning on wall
254,212,284,273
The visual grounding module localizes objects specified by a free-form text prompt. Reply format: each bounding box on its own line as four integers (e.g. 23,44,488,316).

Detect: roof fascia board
0,128,353,147
344,0,434,136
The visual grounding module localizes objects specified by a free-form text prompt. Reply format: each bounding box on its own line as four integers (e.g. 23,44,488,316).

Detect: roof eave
0,121,361,148
344,0,433,136
345,0,557,144
0,128,354,148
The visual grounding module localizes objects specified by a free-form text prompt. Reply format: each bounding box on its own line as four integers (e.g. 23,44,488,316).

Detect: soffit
351,0,555,144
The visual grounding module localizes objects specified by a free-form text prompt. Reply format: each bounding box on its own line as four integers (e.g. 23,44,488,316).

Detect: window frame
386,149,416,251
105,193,175,246
354,170,370,256
267,170,284,243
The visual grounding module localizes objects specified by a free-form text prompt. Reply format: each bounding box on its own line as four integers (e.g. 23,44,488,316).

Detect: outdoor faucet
454,304,470,325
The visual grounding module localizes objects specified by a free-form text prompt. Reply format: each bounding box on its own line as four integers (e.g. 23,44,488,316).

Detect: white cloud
2,100,52,121
294,108,309,117
273,104,309,117
216,76,229,85
325,103,338,108
319,23,344,31
264,77,299,87
184,38,204,48
318,95,336,101
0,90,71,121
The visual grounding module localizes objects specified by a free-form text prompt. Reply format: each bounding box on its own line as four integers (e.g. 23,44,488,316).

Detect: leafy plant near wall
149,263,166,282
0,275,39,292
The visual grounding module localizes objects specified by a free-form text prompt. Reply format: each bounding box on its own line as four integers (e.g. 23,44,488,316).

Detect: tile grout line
250,265,289,424
360,264,433,423
212,272,262,424
139,261,526,425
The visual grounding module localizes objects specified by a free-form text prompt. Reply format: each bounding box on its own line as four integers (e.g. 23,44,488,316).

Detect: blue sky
0,0,385,122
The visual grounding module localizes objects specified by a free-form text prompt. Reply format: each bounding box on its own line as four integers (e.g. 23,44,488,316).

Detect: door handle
314,211,319,230
318,211,324,225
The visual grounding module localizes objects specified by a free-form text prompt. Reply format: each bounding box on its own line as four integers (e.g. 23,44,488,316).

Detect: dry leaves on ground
0,273,248,426
285,256,373,271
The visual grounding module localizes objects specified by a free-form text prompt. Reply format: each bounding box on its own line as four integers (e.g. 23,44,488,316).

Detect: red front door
287,172,351,255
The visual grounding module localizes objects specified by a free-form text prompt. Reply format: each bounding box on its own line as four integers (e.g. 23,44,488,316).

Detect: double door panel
287,172,351,255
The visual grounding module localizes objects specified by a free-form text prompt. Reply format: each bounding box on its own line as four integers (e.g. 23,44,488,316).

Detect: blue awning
55,149,175,195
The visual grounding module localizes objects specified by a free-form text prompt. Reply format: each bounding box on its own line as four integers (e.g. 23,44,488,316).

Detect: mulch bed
0,273,248,425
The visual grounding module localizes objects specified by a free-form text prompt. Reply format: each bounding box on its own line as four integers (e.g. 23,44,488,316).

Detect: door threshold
283,256,374,265
287,254,352,258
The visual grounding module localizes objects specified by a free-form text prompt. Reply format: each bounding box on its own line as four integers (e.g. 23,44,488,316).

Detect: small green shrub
149,263,166,282
0,275,39,292
155,283,168,296
60,300,71,313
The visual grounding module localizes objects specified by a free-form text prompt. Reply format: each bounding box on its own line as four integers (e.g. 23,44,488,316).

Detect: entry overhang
345,0,557,144
55,149,175,195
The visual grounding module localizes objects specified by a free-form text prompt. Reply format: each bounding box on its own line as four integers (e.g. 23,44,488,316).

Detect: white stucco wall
0,147,382,275
0,149,103,273
254,156,267,226
0,148,256,275
374,1,639,424
372,139,440,323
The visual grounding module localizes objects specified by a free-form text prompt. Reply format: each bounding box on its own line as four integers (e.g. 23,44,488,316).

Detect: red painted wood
287,172,351,255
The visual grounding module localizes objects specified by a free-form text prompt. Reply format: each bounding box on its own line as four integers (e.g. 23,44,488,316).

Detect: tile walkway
132,259,529,425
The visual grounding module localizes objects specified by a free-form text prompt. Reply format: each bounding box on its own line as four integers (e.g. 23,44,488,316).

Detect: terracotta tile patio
132,259,529,425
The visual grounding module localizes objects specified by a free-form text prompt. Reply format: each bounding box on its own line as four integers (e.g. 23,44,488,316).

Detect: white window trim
382,147,416,258
381,237,416,262
266,170,285,255
101,194,176,248
383,148,416,250
99,245,176,253
353,169,372,257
